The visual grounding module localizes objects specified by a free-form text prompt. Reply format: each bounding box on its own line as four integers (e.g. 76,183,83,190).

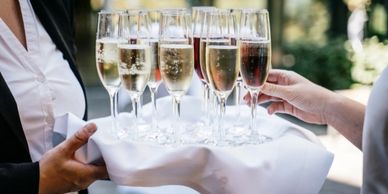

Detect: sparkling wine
240,40,271,90
148,39,162,88
199,39,209,83
200,39,230,83
96,38,125,91
118,44,151,95
206,45,240,94
193,36,205,81
162,38,190,45
160,44,194,96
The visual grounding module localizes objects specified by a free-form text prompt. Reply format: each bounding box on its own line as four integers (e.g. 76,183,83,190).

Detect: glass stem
212,91,217,112
114,90,119,116
203,82,209,111
235,78,242,122
172,95,182,143
250,90,259,139
217,96,226,145
131,94,141,140
109,90,119,135
203,83,210,125
210,91,217,129
150,86,159,130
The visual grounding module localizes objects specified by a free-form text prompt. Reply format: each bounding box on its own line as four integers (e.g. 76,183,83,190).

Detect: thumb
261,83,290,100
62,123,97,154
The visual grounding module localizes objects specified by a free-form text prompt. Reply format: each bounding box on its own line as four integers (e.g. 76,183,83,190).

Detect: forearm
324,93,365,149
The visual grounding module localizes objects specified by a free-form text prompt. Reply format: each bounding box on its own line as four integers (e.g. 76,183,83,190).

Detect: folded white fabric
53,96,333,194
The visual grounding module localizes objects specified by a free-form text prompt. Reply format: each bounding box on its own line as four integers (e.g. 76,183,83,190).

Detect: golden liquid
200,39,230,83
206,45,240,96
118,44,151,95
96,38,124,90
160,44,194,96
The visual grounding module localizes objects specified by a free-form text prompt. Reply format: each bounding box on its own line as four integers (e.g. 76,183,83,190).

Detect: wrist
322,90,343,125
38,160,53,194
321,89,365,149
38,161,46,194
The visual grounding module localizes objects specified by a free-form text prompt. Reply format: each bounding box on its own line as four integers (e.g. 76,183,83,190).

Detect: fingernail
85,123,97,134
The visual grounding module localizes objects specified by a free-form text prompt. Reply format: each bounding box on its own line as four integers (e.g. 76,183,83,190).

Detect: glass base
249,134,273,145
109,96,278,147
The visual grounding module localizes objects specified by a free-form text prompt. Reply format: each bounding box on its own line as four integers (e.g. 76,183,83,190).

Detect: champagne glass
193,8,216,128
205,10,239,145
239,9,272,144
96,10,124,136
159,9,194,144
118,10,152,139
231,9,244,125
147,9,162,131
192,6,215,20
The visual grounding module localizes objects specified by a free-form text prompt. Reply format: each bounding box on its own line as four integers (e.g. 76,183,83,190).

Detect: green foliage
281,39,354,90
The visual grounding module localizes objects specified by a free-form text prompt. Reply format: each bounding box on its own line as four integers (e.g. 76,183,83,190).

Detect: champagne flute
147,9,162,131
205,10,239,145
159,9,194,144
192,6,215,20
193,8,216,128
118,10,152,139
239,9,272,144
96,10,124,136
231,9,244,125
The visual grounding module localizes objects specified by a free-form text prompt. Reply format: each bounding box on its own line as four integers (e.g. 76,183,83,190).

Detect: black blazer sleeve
0,163,40,194
0,71,40,194
0,0,87,194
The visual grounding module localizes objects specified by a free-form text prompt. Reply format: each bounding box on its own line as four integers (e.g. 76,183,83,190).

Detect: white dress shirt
0,0,85,162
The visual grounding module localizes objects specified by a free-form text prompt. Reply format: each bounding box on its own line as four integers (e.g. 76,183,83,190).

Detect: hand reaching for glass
245,69,365,148
244,69,335,124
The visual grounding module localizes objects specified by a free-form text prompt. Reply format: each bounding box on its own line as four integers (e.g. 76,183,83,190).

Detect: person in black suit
0,0,108,193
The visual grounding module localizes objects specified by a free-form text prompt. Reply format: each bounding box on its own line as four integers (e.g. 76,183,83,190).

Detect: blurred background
73,0,388,193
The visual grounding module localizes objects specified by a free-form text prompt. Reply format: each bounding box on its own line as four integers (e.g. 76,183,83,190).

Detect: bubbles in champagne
160,44,194,97
240,40,271,90
200,39,230,83
148,39,162,87
118,44,151,95
96,38,126,91
206,45,240,96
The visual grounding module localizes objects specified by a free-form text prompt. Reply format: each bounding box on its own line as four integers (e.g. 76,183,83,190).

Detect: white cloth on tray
53,96,333,194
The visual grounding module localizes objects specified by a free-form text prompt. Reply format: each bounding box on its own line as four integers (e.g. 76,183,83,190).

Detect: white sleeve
362,67,388,194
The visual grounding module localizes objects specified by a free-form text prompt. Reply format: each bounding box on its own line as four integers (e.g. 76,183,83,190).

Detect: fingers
243,93,251,103
261,83,291,100
91,165,109,180
242,70,296,104
66,164,108,191
77,164,108,180
243,91,283,105
78,164,108,180
266,101,326,124
266,69,290,84
267,101,294,115
258,94,282,104
61,123,97,154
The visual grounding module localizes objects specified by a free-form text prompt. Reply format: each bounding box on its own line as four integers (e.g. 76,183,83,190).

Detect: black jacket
0,0,88,193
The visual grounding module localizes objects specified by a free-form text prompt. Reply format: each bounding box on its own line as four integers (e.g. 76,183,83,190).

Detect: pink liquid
193,36,205,81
